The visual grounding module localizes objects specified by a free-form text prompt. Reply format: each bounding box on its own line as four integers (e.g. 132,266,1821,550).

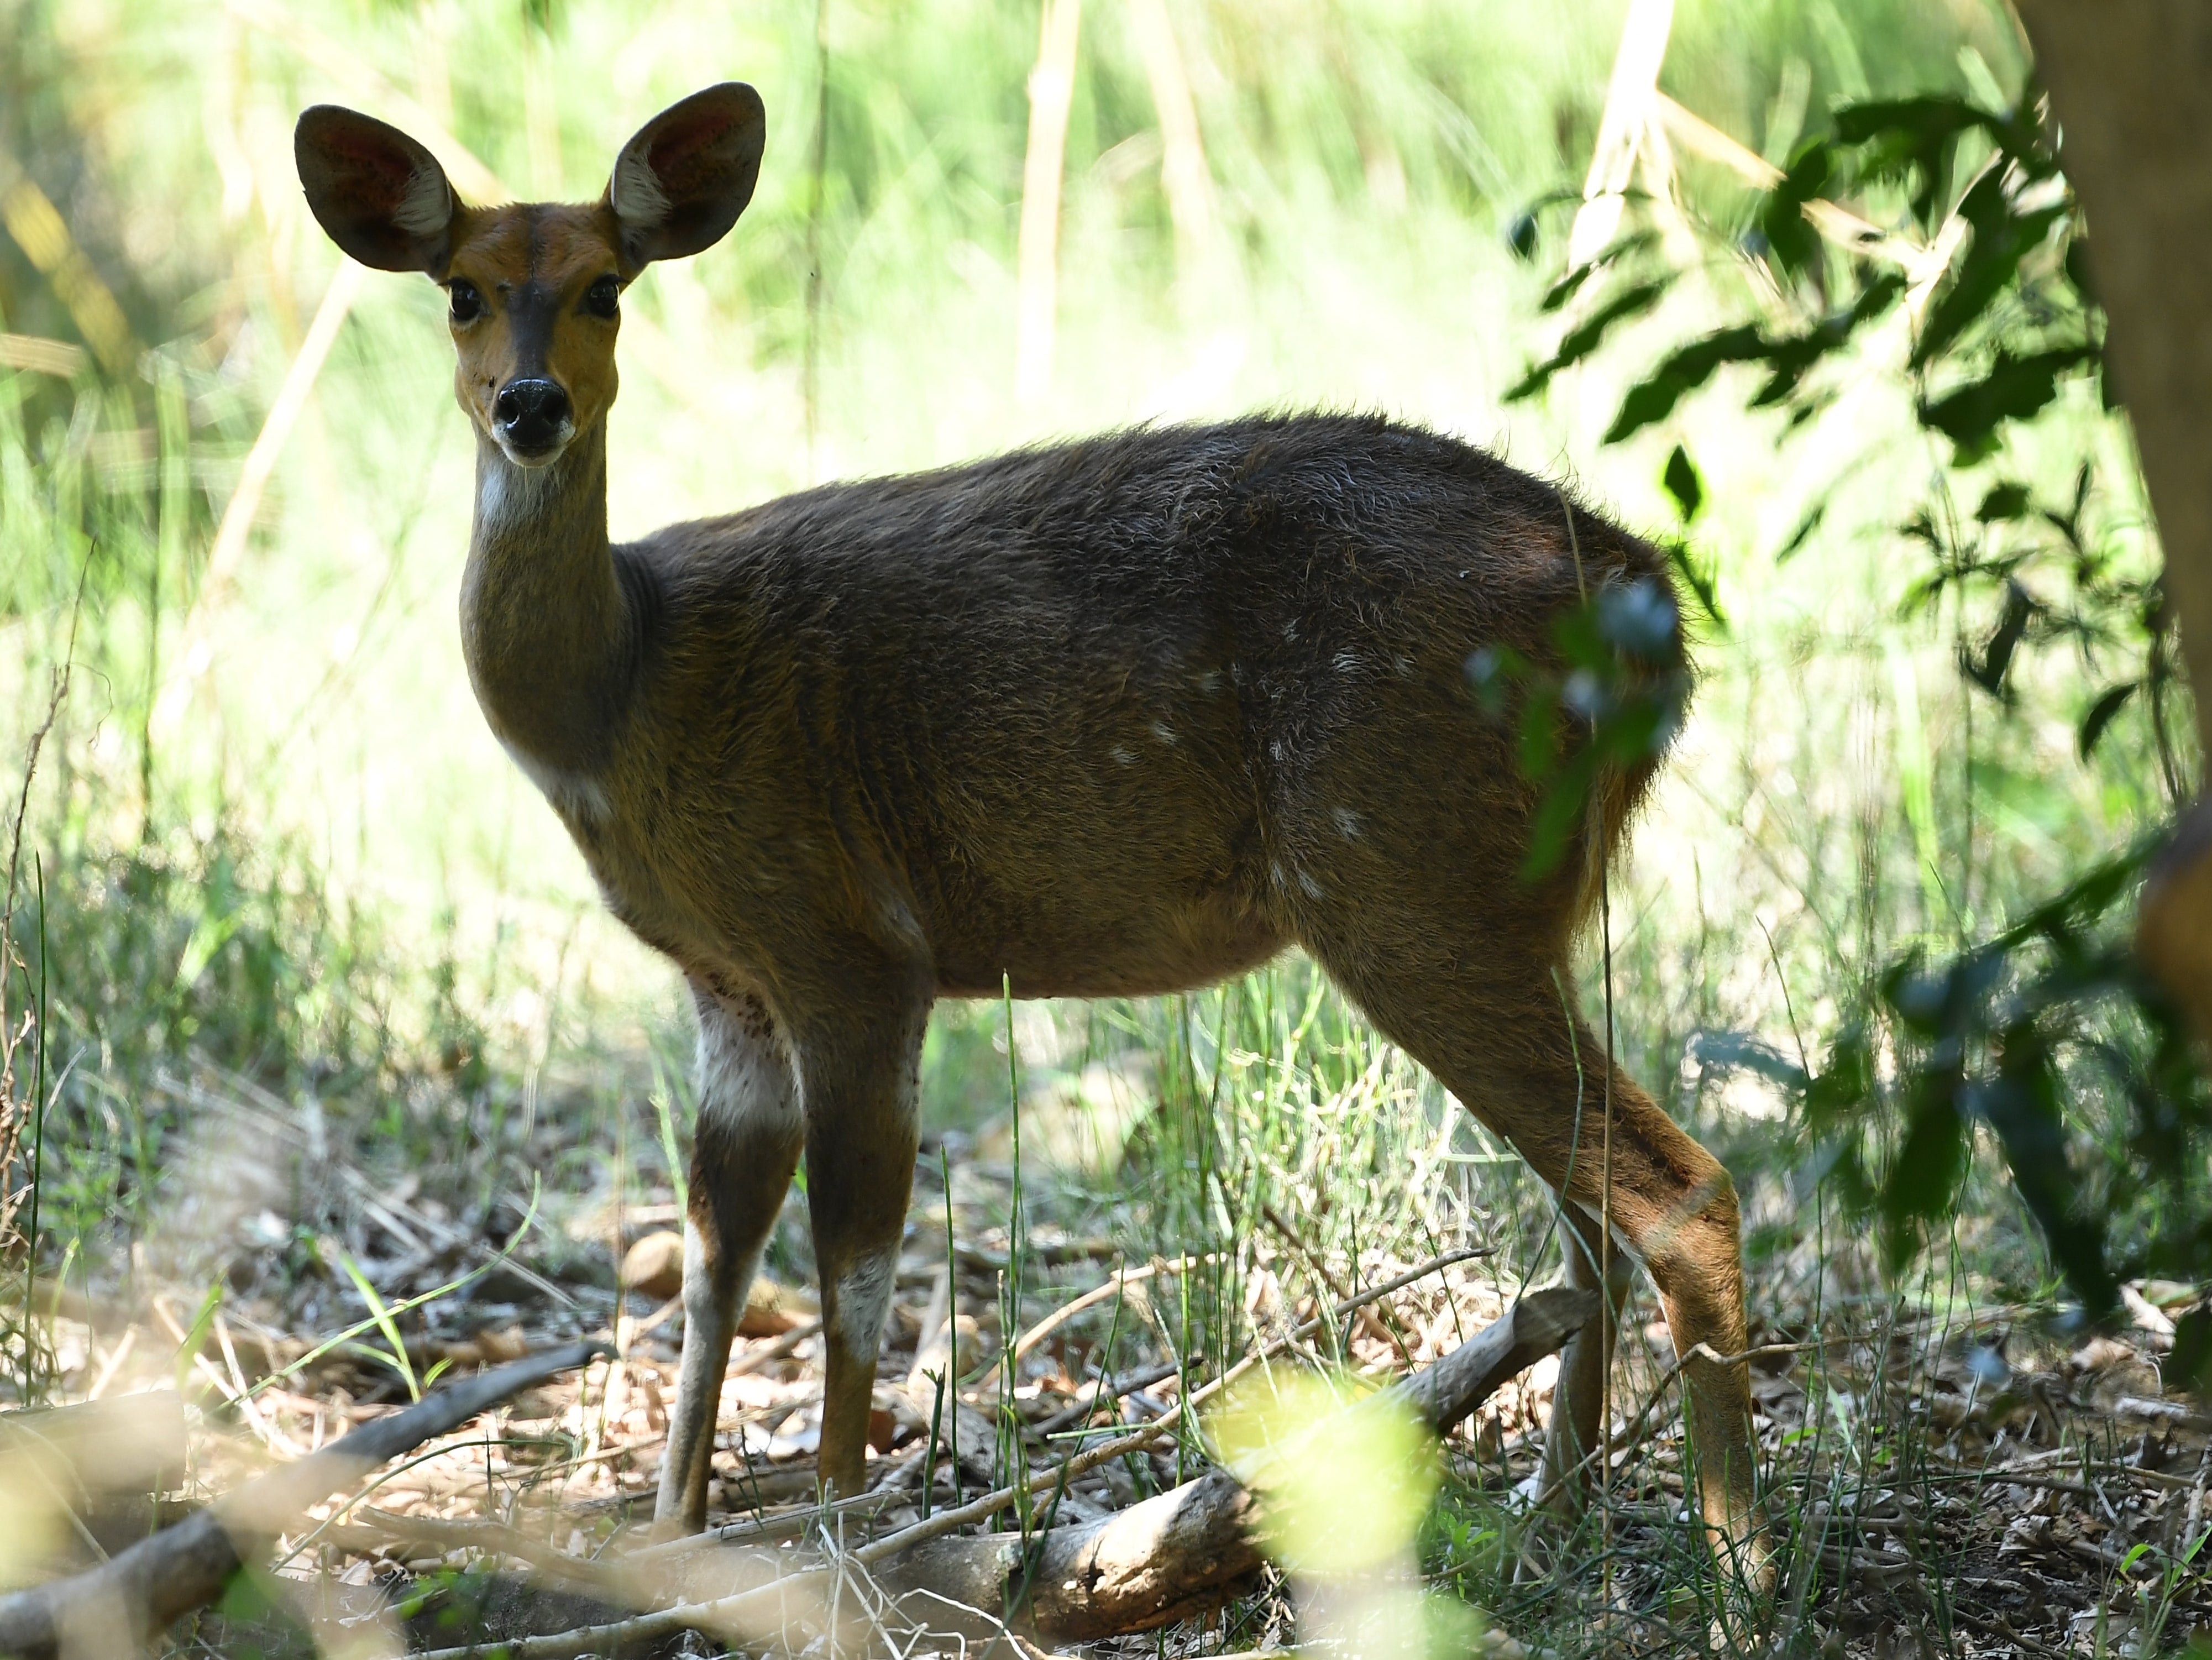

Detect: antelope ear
296,105,458,275
606,83,766,270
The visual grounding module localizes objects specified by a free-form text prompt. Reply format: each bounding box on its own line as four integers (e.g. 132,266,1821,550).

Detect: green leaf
2063,234,2099,308
174,1278,223,1397
1755,274,1907,408
1884,1092,1968,1246
1911,169,2067,367
1759,139,1832,280
1664,540,1724,630
1506,211,1539,262
1774,501,1827,564
1515,683,1562,783
339,1250,421,1401
1958,579,2037,703
2076,681,2138,760
1661,445,1702,521
1975,1054,2116,1318
1539,233,1657,314
253,1181,544,1401
1602,324,1767,443
1519,746,1600,880
1833,96,2044,229
1540,263,1596,314
1916,342,2099,459
1505,280,1670,402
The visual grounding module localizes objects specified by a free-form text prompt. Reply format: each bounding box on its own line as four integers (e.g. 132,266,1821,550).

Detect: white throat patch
476,456,559,538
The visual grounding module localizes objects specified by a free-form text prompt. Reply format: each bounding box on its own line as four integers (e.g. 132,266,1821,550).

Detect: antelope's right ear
295,106,458,275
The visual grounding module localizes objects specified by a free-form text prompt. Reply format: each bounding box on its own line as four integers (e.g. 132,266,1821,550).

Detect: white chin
498,437,572,469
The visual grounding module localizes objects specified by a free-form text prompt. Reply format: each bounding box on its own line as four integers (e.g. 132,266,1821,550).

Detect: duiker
295,83,1763,1573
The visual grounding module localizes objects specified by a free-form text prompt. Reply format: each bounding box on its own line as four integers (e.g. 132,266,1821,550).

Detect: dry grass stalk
1,621,76,1337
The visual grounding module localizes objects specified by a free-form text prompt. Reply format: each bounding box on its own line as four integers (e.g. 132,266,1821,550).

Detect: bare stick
0,1341,604,1658
407,1263,1580,1660
728,1318,821,1380
319,1508,636,1598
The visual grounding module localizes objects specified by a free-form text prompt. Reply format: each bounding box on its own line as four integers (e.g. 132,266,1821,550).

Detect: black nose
493,378,572,452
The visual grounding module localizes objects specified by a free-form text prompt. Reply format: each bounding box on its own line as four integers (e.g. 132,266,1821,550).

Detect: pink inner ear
648,113,733,192
334,136,418,208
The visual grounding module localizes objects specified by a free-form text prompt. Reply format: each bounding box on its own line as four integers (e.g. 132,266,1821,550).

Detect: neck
459,423,635,776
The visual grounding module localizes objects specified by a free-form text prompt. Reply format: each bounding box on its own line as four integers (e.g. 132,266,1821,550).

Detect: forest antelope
294,83,1765,1573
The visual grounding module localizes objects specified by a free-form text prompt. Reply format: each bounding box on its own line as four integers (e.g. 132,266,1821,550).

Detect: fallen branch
318,1507,638,1600
874,1466,1262,1642
0,1340,605,1658
1385,1285,1598,1432
0,1391,186,1500
876,1284,1599,1641
405,1281,1593,1658
1034,1357,1188,1434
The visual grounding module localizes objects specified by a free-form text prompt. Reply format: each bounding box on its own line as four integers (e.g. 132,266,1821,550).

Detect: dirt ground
7,1075,2210,1658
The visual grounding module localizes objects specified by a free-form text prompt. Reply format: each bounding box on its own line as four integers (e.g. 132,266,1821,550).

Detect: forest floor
7,1061,2210,1660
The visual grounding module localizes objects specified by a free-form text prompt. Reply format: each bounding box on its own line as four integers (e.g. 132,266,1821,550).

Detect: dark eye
448,280,484,323
586,276,620,320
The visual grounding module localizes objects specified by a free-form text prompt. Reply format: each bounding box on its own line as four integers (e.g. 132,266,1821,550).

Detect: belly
928,893,1285,999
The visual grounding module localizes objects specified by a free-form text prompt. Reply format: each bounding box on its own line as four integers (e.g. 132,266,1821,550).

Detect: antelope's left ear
606,83,766,271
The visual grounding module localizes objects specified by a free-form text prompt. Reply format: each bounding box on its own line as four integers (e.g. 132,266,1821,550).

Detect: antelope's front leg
656,985,803,1533
798,991,928,1499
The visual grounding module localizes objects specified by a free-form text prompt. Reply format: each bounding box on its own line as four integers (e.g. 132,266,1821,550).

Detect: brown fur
295,86,1765,1575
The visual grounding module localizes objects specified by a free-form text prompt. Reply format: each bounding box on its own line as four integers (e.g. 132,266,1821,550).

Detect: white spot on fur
834,1250,898,1353
1110,744,1136,766
1150,720,1177,746
500,738,611,824
875,888,925,946
1333,651,1361,675
1298,869,1325,899
696,999,798,1136
1196,669,1224,695
1270,859,1286,887
1333,807,1363,840
393,163,452,238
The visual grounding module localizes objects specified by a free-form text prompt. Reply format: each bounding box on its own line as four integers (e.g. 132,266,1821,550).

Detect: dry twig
0,1341,605,1657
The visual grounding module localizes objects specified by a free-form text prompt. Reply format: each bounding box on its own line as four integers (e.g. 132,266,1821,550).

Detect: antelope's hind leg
1301,925,1764,1578
656,984,804,1532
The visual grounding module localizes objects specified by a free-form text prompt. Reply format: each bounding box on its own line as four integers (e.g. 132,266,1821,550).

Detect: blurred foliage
1465,572,1696,881
1507,85,2203,1324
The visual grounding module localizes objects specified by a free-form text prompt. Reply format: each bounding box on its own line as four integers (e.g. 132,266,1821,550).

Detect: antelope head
294,85,765,469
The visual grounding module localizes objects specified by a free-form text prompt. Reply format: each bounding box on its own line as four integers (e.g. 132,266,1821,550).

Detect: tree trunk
2012,1,2212,1033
